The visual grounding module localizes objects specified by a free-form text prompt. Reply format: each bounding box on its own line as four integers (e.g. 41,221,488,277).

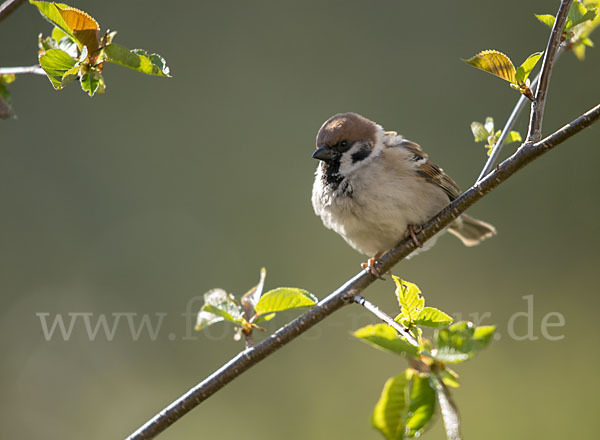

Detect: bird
311,112,496,274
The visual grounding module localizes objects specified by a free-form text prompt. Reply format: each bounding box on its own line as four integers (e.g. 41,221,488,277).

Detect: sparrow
311,112,496,273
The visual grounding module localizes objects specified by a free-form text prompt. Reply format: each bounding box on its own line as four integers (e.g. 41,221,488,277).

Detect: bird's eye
338,140,350,151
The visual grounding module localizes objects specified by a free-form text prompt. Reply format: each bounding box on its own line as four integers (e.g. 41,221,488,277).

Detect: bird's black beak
312,146,335,162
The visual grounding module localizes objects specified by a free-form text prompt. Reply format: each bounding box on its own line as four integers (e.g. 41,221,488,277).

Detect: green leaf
473,325,496,349
51,25,68,42
79,68,105,97
39,48,77,89
463,50,516,84
393,276,424,323
253,312,275,324
504,130,522,145
433,321,495,363
470,121,488,142
104,44,171,76
535,14,556,29
30,1,101,54
371,373,409,440
515,51,544,85
353,324,419,357
405,374,436,437
195,288,242,331
254,287,317,315
414,307,453,327
439,368,460,388
0,75,15,120
567,2,598,29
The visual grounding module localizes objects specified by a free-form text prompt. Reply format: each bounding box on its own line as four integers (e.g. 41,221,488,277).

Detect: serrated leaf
505,130,522,145
515,51,543,85
470,121,488,142
30,1,101,54
353,324,419,357
195,288,242,330
39,48,77,89
473,325,496,349
463,50,516,84
104,44,171,76
372,373,409,440
254,287,317,315
535,14,556,28
414,307,453,327
405,374,436,437
393,276,424,323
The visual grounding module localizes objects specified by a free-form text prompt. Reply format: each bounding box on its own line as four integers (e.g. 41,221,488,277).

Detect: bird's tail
448,214,496,247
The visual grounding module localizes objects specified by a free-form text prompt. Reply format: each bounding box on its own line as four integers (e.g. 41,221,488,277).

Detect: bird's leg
361,252,385,279
406,225,423,248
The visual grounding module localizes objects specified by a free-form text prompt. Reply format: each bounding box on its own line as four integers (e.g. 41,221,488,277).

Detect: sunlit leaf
104,44,171,76
463,50,516,84
505,130,522,145
414,307,453,328
405,374,436,437
353,324,419,357
515,51,543,85
30,1,101,54
39,48,77,89
470,121,488,142
393,276,424,323
254,287,317,315
79,68,105,97
195,288,242,330
371,373,409,440
535,14,556,28
567,2,598,29
439,368,460,388
433,321,495,363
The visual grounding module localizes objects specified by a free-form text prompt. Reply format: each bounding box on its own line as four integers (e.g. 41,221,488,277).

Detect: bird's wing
385,132,461,201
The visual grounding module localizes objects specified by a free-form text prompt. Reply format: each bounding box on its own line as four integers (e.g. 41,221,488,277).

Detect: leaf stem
0,65,46,76
433,372,462,440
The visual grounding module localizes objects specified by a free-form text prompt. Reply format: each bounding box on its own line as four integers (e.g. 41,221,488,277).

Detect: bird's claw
361,257,385,279
406,225,423,248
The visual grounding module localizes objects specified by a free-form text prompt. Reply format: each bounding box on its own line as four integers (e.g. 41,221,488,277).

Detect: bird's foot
406,225,423,248
361,253,385,279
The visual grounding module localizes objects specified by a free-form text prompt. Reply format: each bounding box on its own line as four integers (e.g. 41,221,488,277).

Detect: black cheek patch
351,146,371,163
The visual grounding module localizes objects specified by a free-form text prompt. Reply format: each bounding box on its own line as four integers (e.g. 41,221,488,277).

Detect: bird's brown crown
316,112,377,148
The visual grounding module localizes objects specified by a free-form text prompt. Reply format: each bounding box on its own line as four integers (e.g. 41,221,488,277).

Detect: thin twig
477,44,567,182
0,65,45,76
0,0,26,23
351,294,419,347
527,0,573,142
125,103,600,440
476,74,539,182
433,372,462,440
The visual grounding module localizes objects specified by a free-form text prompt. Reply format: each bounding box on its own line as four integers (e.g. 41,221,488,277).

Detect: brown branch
526,0,573,142
0,0,26,23
126,103,600,439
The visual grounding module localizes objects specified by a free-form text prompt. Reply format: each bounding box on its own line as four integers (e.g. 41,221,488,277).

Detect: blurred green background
1,1,599,439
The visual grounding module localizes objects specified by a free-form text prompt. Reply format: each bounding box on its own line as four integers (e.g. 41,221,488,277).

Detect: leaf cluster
31,1,170,97
471,116,522,156
195,268,318,342
464,1,599,99
353,278,494,440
